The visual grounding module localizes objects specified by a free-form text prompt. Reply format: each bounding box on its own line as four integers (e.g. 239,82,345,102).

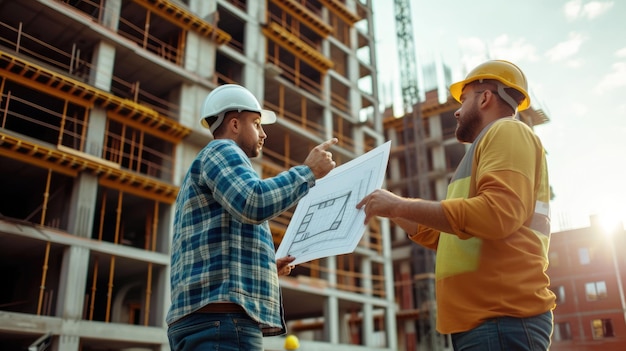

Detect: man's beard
244,143,261,158
456,100,482,143
235,134,262,158
244,140,262,158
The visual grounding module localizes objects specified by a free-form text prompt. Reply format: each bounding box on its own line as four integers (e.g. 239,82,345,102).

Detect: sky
371,0,626,232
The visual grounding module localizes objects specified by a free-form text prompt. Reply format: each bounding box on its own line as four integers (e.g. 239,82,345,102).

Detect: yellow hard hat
284,335,300,350
449,60,531,111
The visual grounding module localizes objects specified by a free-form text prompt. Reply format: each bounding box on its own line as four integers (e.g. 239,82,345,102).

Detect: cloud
491,35,540,62
568,101,589,117
458,34,539,65
457,36,486,54
616,47,626,58
564,58,585,68
545,32,587,62
594,61,626,94
457,37,490,72
564,0,583,20
564,0,614,21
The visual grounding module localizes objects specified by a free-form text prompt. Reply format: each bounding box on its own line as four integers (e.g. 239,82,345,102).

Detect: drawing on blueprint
286,191,352,257
293,191,351,243
276,141,390,265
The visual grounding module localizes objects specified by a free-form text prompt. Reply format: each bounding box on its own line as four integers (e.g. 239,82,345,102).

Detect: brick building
548,215,626,350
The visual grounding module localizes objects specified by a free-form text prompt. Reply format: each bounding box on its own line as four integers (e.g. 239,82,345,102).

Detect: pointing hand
304,138,338,179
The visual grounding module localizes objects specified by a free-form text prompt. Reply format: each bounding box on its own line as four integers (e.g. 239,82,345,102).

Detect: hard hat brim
201,118,211,129
201,109,277,132
449,74,530,111
260,110,277,125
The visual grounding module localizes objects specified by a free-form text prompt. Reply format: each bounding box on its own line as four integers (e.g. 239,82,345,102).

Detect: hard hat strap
209,109,248,133
496,83,519,117
476,78,520,117
209,112,226,134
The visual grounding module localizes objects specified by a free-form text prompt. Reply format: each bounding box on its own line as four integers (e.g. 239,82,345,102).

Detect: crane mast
393,1,440,350
393,0,431,201
394,0,419,114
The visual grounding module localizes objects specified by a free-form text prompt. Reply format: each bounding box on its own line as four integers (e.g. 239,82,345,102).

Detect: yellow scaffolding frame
271,0,334,38
262,22,333,73
132,0,231,44
319,0,362,25
0,50,190,141
0,132,179,204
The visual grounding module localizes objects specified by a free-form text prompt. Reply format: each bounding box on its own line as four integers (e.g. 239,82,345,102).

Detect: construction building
548,215,626,351
0,0,397,350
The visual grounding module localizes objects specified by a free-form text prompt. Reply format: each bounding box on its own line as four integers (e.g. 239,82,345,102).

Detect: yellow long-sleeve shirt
411,118,556,334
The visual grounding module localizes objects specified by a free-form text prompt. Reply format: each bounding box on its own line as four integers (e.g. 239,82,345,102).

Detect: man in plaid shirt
167,84,337,351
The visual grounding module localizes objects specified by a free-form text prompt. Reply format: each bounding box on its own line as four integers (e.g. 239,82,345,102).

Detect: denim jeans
451,311,553,351
168,312,263,351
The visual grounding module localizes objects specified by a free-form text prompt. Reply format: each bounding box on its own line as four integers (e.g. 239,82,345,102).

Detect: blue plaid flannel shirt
166,139,315,336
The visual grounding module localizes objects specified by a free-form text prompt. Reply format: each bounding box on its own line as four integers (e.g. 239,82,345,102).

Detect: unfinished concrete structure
0,0,396,350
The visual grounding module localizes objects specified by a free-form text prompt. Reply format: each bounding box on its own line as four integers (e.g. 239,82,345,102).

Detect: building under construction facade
0,0,397,350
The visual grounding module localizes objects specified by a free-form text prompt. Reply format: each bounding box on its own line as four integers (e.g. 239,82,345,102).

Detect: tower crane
393,0,430,201
393,0,441,350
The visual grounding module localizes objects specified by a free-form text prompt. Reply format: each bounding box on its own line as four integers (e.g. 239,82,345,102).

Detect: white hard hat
200,84,277,133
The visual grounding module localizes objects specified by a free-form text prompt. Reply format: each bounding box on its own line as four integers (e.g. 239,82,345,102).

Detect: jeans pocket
168,317,221,351
451,312,552,351
233,316,263,349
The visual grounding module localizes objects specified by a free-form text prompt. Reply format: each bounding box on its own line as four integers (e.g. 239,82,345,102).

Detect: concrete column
184,0,218,78
155,263,171,327
89,41,116,91
320,18,335,140
347,16,362,124
381,217,398,350
365,0,380,127
399,261,416,349
189,0,216,16
178,83,211,131
360,257,374,347
185,31,214,78
325,295,340,344
101,0,122,31
55,246,89,320
84,107,107,157
55,334,80,351
243,0,266,97
323,108,334,142
66,173,98,239
67,107,105,242
157,202,174,254
432,143,445,173
436,177,449,201
324,257,340,343
429,113,442,136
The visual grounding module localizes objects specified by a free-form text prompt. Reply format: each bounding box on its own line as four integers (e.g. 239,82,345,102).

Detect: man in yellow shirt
357,60,556,351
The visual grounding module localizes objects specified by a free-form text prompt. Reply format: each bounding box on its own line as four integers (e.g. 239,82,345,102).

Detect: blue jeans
168,312,263,351
451,311,553,351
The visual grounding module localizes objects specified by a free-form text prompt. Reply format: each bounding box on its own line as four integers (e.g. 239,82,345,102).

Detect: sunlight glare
596,210,625,235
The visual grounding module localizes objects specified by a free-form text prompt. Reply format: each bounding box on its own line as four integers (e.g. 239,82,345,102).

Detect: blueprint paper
276,141,391,265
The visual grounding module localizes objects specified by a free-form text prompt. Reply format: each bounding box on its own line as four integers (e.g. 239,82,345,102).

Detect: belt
196,303,246,314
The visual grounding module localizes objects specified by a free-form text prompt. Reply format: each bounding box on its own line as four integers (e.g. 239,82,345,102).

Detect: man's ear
480,90,495,108
229,116,240,133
